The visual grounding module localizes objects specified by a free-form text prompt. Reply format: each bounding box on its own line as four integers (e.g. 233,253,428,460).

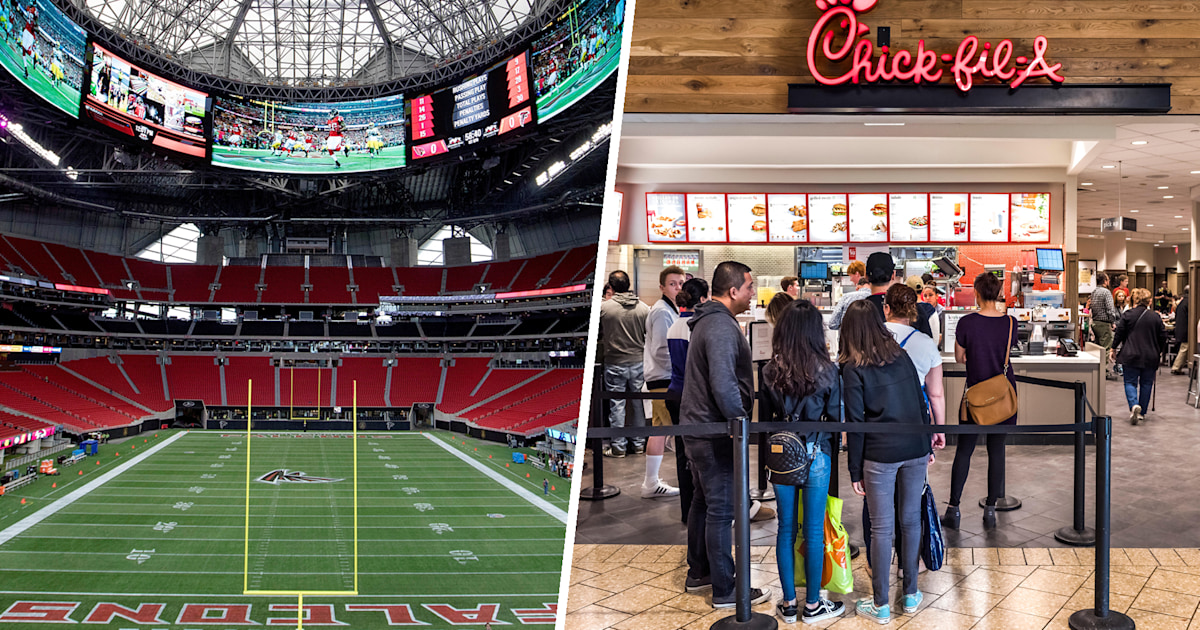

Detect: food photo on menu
807,193,848,242
970,193,1010,242
1012,192,1051,241
848,193,888,242
726,193,768,242
686,193,728,242
645,193,687,242
767,194,808,242
929,193,969,242
888,193,929,242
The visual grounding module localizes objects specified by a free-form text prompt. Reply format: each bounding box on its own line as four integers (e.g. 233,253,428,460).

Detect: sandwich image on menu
767,194,808,242
888,193,929,242
808,193,849,242
1012,193,1051,242
727,193,768,242
848,193,888,242
646,193,688,242
686,193,728,242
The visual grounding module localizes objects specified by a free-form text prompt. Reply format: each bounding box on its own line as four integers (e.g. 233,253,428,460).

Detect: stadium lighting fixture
535,122,613,187
0,114,61,166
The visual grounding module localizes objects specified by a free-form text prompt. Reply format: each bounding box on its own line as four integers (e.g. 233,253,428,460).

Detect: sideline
422,433,568,524
0,431,190,547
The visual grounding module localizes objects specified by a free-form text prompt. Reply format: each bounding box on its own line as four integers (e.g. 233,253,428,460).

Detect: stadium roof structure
76,0,567,92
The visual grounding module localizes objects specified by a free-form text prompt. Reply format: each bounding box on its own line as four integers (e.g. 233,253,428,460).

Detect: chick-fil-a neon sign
806,0,1065,91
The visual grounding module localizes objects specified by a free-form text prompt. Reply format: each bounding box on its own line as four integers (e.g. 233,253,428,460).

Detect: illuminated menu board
929,193,969,242
646,193,687,242
889,193,929,242
1011,193,1051,242
767,194,808,243
848,193,888,242
409,51,535,161
970,193,1010,242
807,194,848,243
686,193,728,242
727,194,768,242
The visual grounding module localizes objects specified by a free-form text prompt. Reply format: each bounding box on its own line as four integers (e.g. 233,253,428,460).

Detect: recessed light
1082,182,1094,186
1131,140,1149,145
1147,224,1155,227
1130,210,1139,213
1192,170,1200,174
1158,186,1169,189
1160,240,1165,243
1164,195,1175,199
1184,228,1190,231
1126,237,1132,240
864,123,905,126
1176,216,1184,219
1102,165,1116,169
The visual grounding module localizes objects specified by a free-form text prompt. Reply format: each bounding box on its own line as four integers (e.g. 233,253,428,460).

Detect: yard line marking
422,433,566,524
7,535,568,542
0,590,559,598
0,568,562,575
0,550,566,558
0,432,188,548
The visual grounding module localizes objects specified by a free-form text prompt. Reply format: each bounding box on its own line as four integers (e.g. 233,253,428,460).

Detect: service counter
940,344,1106,441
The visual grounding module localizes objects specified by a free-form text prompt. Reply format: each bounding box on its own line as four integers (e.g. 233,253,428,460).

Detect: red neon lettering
344,605,430,626
511,604,557,624
805,0,1061,91
423,604,507,626
176,604,259,625
83,602,168,624
0,601,78,623
266,604,346,626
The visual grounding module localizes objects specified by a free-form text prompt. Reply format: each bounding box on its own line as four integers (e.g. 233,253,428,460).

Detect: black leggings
948,432,1006,507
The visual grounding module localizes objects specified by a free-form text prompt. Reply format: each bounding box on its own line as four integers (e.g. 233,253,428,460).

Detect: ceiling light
1082,182,1094,186
1130,210,1138,213
1192,170,1200,174
1176,216,1184,219
1158,186,1169,189
1131,140,1149,145
1184,228,1190,231
1102,165,1116,169
1147,224,1154,227
1159,241,1165,243
864,123,905,126
1126,237,1131,240
1164,195,1175,199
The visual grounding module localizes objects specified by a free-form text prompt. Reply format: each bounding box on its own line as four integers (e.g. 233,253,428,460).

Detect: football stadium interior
0,0,615,624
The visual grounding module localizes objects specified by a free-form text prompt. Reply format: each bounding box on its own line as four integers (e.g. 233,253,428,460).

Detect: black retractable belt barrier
1068,416,1134,630
580,366,619,500
1056,381,1097,546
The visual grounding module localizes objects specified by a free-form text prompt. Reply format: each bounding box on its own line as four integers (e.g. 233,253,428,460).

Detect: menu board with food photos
766,194,808,243
1011,193,1051,242
970,193,1010,242
888,193,929,242
727,194,768,242
807,194,849,243
645,193,687,242
686,193,728,242
929,193,969,242
848,193,889,242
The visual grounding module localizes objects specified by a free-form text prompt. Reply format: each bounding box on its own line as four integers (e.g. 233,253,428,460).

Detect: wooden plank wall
627,0,1200,113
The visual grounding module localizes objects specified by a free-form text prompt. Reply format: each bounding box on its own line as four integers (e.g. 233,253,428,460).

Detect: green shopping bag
793,494,855,594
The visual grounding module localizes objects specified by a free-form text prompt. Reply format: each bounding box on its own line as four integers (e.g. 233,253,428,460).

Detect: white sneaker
1130,404,1141,426
642,480,680,498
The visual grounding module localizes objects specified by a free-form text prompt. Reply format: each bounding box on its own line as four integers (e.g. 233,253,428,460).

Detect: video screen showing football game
531,0,624,121
0,0,86,117
211,94,407,174
409,51,535,161
82,42,209,158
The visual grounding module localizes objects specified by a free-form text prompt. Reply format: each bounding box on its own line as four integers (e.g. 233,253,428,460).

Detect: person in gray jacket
599,270,649,456
680,260,771,609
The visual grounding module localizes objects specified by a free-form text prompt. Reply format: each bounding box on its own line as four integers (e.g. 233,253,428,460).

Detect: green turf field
536,43,621,122
0,430,569,628
0,35,80,118
211,145,408,174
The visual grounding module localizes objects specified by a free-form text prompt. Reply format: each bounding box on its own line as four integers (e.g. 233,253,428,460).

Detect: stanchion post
581,367,619,500
1068,415,1133,630
712,416,776,630
1056,382,1096,546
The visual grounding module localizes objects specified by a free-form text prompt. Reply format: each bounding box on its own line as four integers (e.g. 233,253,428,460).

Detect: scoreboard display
409,51,535,161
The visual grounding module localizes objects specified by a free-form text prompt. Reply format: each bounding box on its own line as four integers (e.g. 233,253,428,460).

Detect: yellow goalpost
242,379,359,629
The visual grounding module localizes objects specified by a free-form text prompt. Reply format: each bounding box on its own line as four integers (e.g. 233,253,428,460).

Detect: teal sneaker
856,599,890,625
903,591,923,613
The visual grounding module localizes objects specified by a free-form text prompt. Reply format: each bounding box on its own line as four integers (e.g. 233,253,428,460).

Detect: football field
212,145,408,174
536,43,621,122
0,36,80,118
0,430,569,627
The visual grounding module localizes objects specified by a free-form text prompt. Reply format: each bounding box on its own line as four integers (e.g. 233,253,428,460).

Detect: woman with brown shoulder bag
942,271,1018,531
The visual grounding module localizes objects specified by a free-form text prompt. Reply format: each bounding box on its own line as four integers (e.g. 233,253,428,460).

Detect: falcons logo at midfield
256,469,344,485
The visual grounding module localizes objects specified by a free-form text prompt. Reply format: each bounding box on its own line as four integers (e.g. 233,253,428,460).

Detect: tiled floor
577,369,1200,548
565,544,1200,630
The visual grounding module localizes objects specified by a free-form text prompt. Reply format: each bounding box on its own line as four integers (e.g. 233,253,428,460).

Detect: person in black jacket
1112,288,1168,425
759,300,844,625
1171,287,1190,375
840,300,932,625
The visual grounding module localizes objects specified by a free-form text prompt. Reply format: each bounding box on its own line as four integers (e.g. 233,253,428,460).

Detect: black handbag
765,395,812,486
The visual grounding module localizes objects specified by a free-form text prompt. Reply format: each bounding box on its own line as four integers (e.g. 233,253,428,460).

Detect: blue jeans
774,448,830,605
603,363,645,451
863,456,927,607
683,436,735,599
1122,365,1156,411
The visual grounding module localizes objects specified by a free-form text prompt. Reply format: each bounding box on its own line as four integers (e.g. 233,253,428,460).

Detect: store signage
1100,217,1137,233
807,0,1064,91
